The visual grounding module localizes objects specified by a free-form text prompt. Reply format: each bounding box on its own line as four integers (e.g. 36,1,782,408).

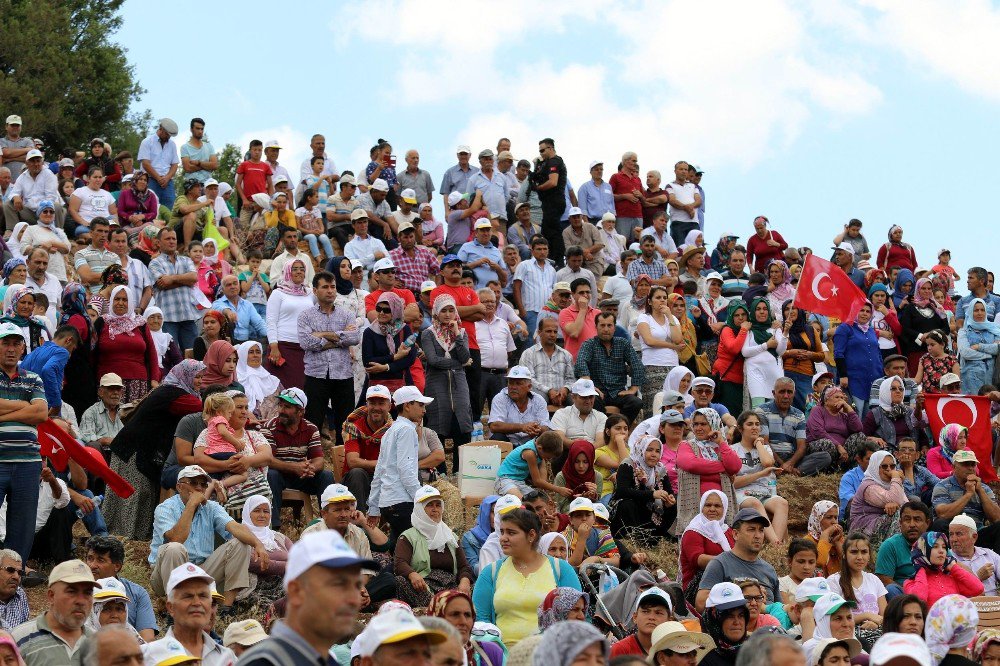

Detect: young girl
780,539,819,603
926,424,970,480
553,440,603,513
903,531,983,608
827,533,888,642
594,414,629,506
807,500,845,576
201,393,248,488
296,188,333,261
238,250,271,318
731,410,788,543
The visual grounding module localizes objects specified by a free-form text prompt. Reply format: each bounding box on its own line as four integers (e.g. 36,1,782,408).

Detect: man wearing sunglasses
363,257,418,324
683,377,737,435
0,548,27,631
149,465,270,613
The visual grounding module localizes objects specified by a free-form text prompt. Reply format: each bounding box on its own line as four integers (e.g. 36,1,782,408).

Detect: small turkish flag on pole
794,254,870,321
924,394,996,483
38,419,136,498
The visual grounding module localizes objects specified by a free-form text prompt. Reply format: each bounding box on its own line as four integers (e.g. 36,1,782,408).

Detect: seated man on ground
85,535,158,641
148,465,270,613
341,385,394,513
487,365,551,446
696,508,780,613
11,560,98,662
550,378,609,447
0,549,28,631
756,377,834,477
874,500,931,596
931,449,1000,530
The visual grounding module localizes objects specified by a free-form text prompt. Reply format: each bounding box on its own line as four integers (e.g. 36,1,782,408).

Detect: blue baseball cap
37,200,55,212
440,254,462,269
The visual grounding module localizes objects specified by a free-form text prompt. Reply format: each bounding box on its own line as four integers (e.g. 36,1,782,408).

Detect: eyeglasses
181,478,210,489
692,387,713,394
744,595,765,604
879,464,895,470
1,567,21,576
472,628,502,638
375,306,392,314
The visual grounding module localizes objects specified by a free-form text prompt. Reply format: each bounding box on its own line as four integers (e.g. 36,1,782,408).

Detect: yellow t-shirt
594,445,621,498
492,557,557,645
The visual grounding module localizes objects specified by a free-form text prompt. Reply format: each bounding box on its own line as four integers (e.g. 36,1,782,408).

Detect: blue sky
118,0,1000,273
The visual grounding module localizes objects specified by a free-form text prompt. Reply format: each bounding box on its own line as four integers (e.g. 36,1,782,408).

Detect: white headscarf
538,531,568,556
410,490,457,552
236,341,281,411
682,489,732,552
663,366,695,407
8,222,28,258
241,495,280,551
877,376,904,412
863,450,896,490
143,306,173,367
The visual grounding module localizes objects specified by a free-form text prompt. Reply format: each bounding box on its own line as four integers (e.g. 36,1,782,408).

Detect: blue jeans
148,178,175,210
885,583,904,600
162,320,197,353
523,311,539,339
0,462,42,561
785,370,813,412
305,234,333,259
252,303,267,319
73,489,108,536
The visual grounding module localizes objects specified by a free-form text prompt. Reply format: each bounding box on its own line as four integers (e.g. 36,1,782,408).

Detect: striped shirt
513,259,556,312
0,368,45,463
520,343,575,398
625,256,668,284
148,253,198,323
260,416,323,463
12,611,92,666
73,246,121,294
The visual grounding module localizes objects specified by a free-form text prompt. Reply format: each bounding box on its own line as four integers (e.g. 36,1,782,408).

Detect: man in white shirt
268,228,315,286
3,150,64,230
298,133,339,185
475,288,515,415
949,514,1000,595
666,160,702,248
263,140,293,194
108,227,153,313
18,200,71,281
0,168,13,202
344,208,388,274
23,248,62,328
642,212,679,259
550,378,608,446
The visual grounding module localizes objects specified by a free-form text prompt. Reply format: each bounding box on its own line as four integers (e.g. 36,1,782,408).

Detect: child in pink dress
202,393,247,488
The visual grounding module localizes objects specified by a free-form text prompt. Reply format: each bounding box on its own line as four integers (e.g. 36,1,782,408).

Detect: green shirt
874,533,915,585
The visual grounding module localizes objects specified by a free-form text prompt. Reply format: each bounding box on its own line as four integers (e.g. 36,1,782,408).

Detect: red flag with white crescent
793,254,870,321
38,419,136,498
924,394,996,483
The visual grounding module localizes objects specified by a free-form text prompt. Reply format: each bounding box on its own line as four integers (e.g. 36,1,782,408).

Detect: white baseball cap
494,494,522,517
366,384,392,400
144,638,199,666
832,242,855,255
588,160,604,170
813,592,857,618
93,577,130,601
567,206,584,217
203,178,219,188
705,582,746,611
370,178,390,192
165,563,214,598
456,145,471,154
635,587,673,613
321,483,356,506
414,485,442,503
593,503,610,523
25,149,43,160
690,376,716,390
177,465,210,482
474,218,493,230
795,577,832,603
869,633,931,666
350,208,369,222
571,378,599,397
704,271,724,283
811,637,863,665
506,365,533,380
447,191,469,207
223,619,268,649
392,386,433,405
283,530,379,590
264,139,281,149
400,188,417,204
278,387,308,409
5,115,22,125
420,280,437,293
568,497,595,513
397,221,415,234
355,609,448,657
350,258,364,271
373,257,395,272
0,321,27,344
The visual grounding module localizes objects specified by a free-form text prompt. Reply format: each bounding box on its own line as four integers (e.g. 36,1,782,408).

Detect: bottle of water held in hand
471,421,484,442
76,494,103,519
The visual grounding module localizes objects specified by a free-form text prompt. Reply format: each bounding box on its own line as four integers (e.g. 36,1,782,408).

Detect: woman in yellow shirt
472,508,581,645
263,191,297,257
594,414,630,505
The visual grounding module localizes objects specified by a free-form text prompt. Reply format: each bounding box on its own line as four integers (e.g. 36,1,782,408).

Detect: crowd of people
0,113,999,666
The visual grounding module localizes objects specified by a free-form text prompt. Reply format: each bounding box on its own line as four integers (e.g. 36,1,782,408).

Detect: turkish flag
794,254,870,321
38,419,136,498
924,394,996,482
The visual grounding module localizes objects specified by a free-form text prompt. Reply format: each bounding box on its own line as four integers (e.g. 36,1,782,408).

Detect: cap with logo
660,392,686,409
592,503,610,523
505,365,533,381
223,619,269,649
494,494,522,517
571,378,599,397
158,118,179,136
350,208,369,222
166,563,214,597
938,248,951,258
350,258,364,271
812,371,834,387
370,178,390,192
5,115,22,125
660,409,685,424
704,271,724,283
49,559,100,588
953,449,979,465
373,257,395,272
705,582,746,611
177,465,210,482
355,608,448,657
813,592,857,618
366,384,392,401
420,280,437,293
278,387,308,409
567,206,584,217
400,188,417,204
939,372,961,388
393,386,433,405
553,281,571,293
635,587,673,613
93,577,130,601
794,577,832,603
474,218,493,230
144,638,200,666
264,139,281,150
284,530,380,590
869,632,931,666
568,497,595,514
646,622,714,664
321,483,356,506
100,373,125,388
415,485,442,504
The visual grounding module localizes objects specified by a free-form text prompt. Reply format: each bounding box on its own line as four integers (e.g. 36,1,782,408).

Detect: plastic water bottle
76,494,102,520
471,422,484,442
767,475,778,498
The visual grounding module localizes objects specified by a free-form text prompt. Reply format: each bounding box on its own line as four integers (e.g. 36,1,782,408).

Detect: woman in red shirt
93,285,161,403
876,225,918,272
744,216,788,273
680,489,735,594
713,302,751,416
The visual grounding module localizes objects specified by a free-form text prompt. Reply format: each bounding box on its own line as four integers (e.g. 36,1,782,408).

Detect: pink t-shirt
203,415,238,455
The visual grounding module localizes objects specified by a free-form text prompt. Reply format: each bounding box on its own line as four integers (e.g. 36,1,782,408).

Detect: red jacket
876,242,917,272
713,327,748,383
903,562,983,608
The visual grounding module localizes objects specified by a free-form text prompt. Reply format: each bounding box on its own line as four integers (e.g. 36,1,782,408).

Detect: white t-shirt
872,310,896,350
734,442,776,502
72,186,113,224
603,275,633,304
636,312,680,367
667,181,697,222
826,571,887,615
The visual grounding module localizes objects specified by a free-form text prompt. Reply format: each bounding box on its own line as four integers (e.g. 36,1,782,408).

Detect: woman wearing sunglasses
361,291,418,394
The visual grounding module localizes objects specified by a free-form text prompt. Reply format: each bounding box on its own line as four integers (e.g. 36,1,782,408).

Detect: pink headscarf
278,258,309,296
913,277,948,319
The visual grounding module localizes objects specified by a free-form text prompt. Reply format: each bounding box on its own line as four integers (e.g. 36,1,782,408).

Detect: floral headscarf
631,274,653,311
626,435,666,490
766,259,795,301
428,589,484,666
808,500,838,541
531,620,608,665
537,588,589,632
431,294,461,354
820,385,846,410
865,268,889,292
278,258,309,296
376,291,405,355
138,224,159,255
925,594,979,666
59,281,92,343
911,531,955,574
913,277,948,319
103,286,146,340
937,424,967,462
1,258,24,282
2,285,33,325
972,628,1000,661
100,263,128,289
161,359,206,396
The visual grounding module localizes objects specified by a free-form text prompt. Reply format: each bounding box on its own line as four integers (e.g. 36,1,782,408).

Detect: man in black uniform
532,138,567,267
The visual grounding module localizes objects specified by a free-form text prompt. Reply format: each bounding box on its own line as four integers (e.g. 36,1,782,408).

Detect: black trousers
541,200,566,268
480,368,506,417
304,375,355,446
595,388,643,424
467,348,483,427
381,502,414,547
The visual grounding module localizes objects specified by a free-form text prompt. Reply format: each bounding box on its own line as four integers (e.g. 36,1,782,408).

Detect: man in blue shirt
458,219,506,290
931,449,1000,530
212,274,267,343
488,366,551,446
85,535,159,641
18,325,79,412
683,377,737,434
149,465,269,610
838,440,878,520
440,145,479,214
